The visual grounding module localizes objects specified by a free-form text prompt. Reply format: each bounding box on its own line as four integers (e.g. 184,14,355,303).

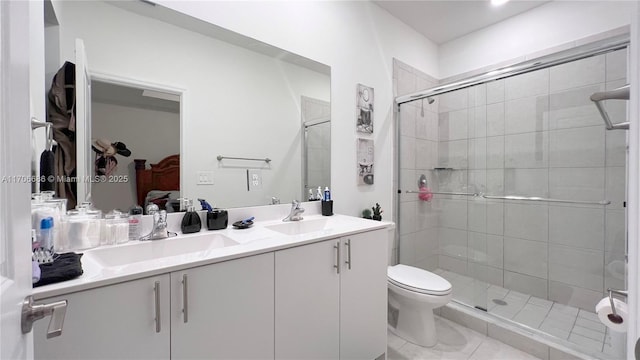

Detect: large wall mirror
42,0,331,212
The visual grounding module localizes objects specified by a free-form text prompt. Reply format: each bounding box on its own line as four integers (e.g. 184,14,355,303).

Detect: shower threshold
434,268,625,360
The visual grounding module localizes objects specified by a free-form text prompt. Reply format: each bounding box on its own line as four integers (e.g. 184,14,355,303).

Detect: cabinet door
34,275,171,360
171,253,274,359
340,230,388,360
275,239,340,359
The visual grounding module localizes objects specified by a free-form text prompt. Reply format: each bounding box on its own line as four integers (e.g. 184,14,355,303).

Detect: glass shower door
397,87,489,312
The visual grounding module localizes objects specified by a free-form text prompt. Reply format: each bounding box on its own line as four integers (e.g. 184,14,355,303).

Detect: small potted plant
362,208,372,220
372,203,383,221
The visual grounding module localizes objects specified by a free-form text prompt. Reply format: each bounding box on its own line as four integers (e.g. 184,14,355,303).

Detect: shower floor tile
436,268,616,357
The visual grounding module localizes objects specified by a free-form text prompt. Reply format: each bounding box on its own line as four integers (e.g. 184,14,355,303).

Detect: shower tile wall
434,49,628,311
394,59,440,271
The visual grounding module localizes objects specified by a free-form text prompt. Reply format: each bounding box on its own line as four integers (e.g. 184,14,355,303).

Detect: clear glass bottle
128,205,143,241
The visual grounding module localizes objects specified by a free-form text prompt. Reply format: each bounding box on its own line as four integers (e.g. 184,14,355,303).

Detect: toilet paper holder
607,288,628,323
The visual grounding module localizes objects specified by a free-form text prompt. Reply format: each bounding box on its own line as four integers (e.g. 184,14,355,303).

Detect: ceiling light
491,0,510,6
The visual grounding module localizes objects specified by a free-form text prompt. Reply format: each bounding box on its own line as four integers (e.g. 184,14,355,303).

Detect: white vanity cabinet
339,230,388,359
34,254,275,360
34,274,171,360
170,253,275,359
33,221,390,360
275,229,388,359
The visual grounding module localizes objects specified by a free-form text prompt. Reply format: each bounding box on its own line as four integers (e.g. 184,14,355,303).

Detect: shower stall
395,36,629,359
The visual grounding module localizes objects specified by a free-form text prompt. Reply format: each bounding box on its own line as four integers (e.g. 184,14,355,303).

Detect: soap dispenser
180,198,202,234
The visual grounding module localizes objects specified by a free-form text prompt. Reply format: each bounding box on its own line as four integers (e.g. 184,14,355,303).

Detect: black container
207,210,229,230
321,200,333,216
181,211,202,234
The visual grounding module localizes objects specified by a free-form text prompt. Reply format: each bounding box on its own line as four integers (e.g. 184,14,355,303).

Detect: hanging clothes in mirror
46,61,76,209
92,138,131,177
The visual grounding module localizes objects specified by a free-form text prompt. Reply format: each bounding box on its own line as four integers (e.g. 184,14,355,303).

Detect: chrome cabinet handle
21,295,67,338
154,281,161,333
182,274,188,323
334,241,341,274
345,239,352,270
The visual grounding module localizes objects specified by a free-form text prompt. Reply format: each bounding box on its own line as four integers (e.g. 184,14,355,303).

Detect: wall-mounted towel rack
590,84,629,130
404,190,610,206
217,155,271,163
405,190,479,197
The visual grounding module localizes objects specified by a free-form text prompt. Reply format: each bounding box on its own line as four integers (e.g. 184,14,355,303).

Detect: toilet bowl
387,264,452,347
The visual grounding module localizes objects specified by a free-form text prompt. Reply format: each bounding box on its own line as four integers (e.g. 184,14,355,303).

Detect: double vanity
32,203,392,360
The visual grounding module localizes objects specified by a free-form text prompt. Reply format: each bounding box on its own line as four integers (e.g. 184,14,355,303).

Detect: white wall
157,0,440,218
439,1,634,79
91,102,180,212
51,0,332,210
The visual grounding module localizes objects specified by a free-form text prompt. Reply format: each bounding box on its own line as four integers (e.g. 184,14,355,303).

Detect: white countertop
33,213,393,300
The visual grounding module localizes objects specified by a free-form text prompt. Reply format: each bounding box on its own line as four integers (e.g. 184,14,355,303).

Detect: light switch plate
197,171,214,185
247,169,262,191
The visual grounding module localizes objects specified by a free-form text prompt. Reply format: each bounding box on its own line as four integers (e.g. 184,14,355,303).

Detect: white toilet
387,264,452,347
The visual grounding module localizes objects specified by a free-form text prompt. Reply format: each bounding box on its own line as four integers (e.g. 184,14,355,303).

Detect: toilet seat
388,265,452,296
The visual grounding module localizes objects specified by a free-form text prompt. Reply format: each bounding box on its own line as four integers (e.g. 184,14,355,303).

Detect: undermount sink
266,218,330,236
86,234,239,267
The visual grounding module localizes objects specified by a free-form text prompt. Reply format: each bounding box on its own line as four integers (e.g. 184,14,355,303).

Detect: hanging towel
40,149,55,191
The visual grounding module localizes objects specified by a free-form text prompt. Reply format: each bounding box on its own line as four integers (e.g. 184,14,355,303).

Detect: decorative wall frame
357,138,374,185
356,84,374,134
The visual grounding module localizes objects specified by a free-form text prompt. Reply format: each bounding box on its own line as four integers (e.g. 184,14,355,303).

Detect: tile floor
388,315,542,360
434,269,625,358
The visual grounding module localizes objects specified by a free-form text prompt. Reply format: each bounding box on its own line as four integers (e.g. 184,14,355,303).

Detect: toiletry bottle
39,217,54,252
308,189,314,201
316,186,322,201
323,187,331,201
181,199,202,234
128,205,143,241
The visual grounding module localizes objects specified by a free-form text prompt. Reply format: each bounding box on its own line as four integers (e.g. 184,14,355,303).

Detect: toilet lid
388,265,452,295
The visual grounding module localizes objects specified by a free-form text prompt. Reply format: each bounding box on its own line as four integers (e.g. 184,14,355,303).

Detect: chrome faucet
283,200,304,222
142,204,169,240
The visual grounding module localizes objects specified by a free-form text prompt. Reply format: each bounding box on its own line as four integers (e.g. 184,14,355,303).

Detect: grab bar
590,84,630,130
217,155,271,163
405,190,610,205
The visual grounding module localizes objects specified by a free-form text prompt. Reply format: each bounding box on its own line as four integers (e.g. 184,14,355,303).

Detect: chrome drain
492,299,508,306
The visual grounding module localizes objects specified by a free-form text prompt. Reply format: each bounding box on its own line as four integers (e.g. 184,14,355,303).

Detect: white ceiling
374,0,550,44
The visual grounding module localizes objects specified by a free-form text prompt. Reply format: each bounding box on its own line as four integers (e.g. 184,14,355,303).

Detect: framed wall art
356,84,374,134
357,138,374,185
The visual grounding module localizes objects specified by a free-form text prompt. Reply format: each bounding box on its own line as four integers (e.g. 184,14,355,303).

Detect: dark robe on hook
46,61,77,209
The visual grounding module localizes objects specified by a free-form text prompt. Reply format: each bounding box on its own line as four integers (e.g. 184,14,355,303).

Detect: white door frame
0,0,38,359
627,2,640,356
88,71,186,199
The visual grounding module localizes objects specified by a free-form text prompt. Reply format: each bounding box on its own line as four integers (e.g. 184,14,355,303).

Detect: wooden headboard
134,155,180,207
